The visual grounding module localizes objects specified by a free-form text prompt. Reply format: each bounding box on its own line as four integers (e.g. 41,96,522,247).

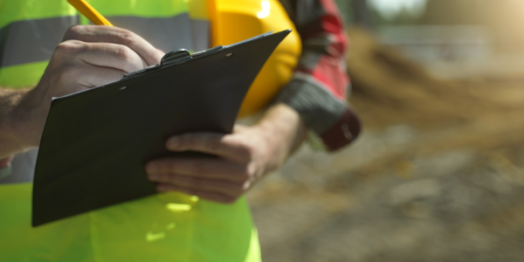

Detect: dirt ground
247,28,524,262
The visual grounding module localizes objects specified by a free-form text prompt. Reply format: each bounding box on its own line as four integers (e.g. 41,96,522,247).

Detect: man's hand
146,104,306,204
1,25,164,157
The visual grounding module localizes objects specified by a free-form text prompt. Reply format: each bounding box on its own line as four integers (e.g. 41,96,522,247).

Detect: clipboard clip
125,46,225,79
161,49,191,66
160,46,224,66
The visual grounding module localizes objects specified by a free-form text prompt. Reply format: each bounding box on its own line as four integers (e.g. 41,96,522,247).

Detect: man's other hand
146,104,307,204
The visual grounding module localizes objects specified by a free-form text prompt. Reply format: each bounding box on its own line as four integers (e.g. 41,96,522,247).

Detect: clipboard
32,29,291,227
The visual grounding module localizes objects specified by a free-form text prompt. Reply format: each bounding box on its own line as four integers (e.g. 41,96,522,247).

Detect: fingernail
167,137,179,150
146,163,158,173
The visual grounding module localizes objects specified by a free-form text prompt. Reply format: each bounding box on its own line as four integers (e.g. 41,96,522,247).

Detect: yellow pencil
67,0,113,26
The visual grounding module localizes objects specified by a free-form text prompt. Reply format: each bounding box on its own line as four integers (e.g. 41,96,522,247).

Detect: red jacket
276,0,361,151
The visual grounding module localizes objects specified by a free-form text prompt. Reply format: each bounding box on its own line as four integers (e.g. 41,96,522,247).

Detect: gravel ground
248,124,524,262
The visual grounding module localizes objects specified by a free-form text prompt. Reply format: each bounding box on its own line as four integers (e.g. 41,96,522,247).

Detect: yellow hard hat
208,0,302,118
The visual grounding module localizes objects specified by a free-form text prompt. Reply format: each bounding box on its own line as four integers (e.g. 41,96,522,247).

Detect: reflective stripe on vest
0,0,76,87
108,15,210,54
0,16,78,68
0,15,209,69
0,0,209,89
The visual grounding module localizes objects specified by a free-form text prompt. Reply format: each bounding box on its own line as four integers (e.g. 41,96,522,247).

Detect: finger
166,133,252,162
73,63,126,88
79,42,145,72
63,25,164,66
157,184,238,204
146,158,249,181
57,40,145,73
152,175,244,196
232,124,248,133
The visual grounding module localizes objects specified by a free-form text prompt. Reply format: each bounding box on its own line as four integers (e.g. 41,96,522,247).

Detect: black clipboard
32,30,291,227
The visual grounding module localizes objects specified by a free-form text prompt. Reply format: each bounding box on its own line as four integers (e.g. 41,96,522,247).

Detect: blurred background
248,0,524,261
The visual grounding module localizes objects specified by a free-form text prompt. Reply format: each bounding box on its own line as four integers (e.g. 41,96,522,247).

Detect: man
0,0,360,261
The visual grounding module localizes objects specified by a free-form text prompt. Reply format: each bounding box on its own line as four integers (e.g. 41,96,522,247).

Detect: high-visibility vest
0,1,263,261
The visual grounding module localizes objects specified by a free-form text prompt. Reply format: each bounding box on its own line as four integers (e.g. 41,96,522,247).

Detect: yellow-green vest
0,1,261,261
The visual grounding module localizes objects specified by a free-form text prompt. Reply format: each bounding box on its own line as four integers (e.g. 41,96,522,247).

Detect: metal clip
161,49,191,66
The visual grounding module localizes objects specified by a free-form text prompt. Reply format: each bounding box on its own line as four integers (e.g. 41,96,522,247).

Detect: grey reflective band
190,19,210,52
0,16,79,68
108,14,210,53
0,14,209,69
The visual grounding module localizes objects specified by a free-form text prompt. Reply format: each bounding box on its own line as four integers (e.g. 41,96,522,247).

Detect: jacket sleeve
0,157,12,168
0,155,14,180
275,0,361,151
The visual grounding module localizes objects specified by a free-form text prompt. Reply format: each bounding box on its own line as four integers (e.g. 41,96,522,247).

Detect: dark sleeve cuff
274,75,362,152
319,107,361,151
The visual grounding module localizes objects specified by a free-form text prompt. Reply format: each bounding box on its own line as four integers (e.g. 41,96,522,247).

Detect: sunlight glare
257,0,270,19
369,0,427,19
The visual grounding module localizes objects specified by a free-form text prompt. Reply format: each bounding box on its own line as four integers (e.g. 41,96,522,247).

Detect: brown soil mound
346,27,524,131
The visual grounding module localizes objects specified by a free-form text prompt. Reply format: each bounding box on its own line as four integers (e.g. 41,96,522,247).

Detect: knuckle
240,142,256,158
247,144,257,156
49,48,81,83
63,25,83,41
241,181,252,191
247,164,258,176
55,40,83,55
114,45,139,71
117,30,136,46
114,45,131,61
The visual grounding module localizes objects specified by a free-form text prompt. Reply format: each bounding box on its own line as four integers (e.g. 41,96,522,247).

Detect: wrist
15,89,48,147
255,103,307,167
1,88,43,155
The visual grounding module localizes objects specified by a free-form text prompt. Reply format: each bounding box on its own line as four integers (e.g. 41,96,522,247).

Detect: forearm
0,88,35,159
274,0,361,151
255,103,307,167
